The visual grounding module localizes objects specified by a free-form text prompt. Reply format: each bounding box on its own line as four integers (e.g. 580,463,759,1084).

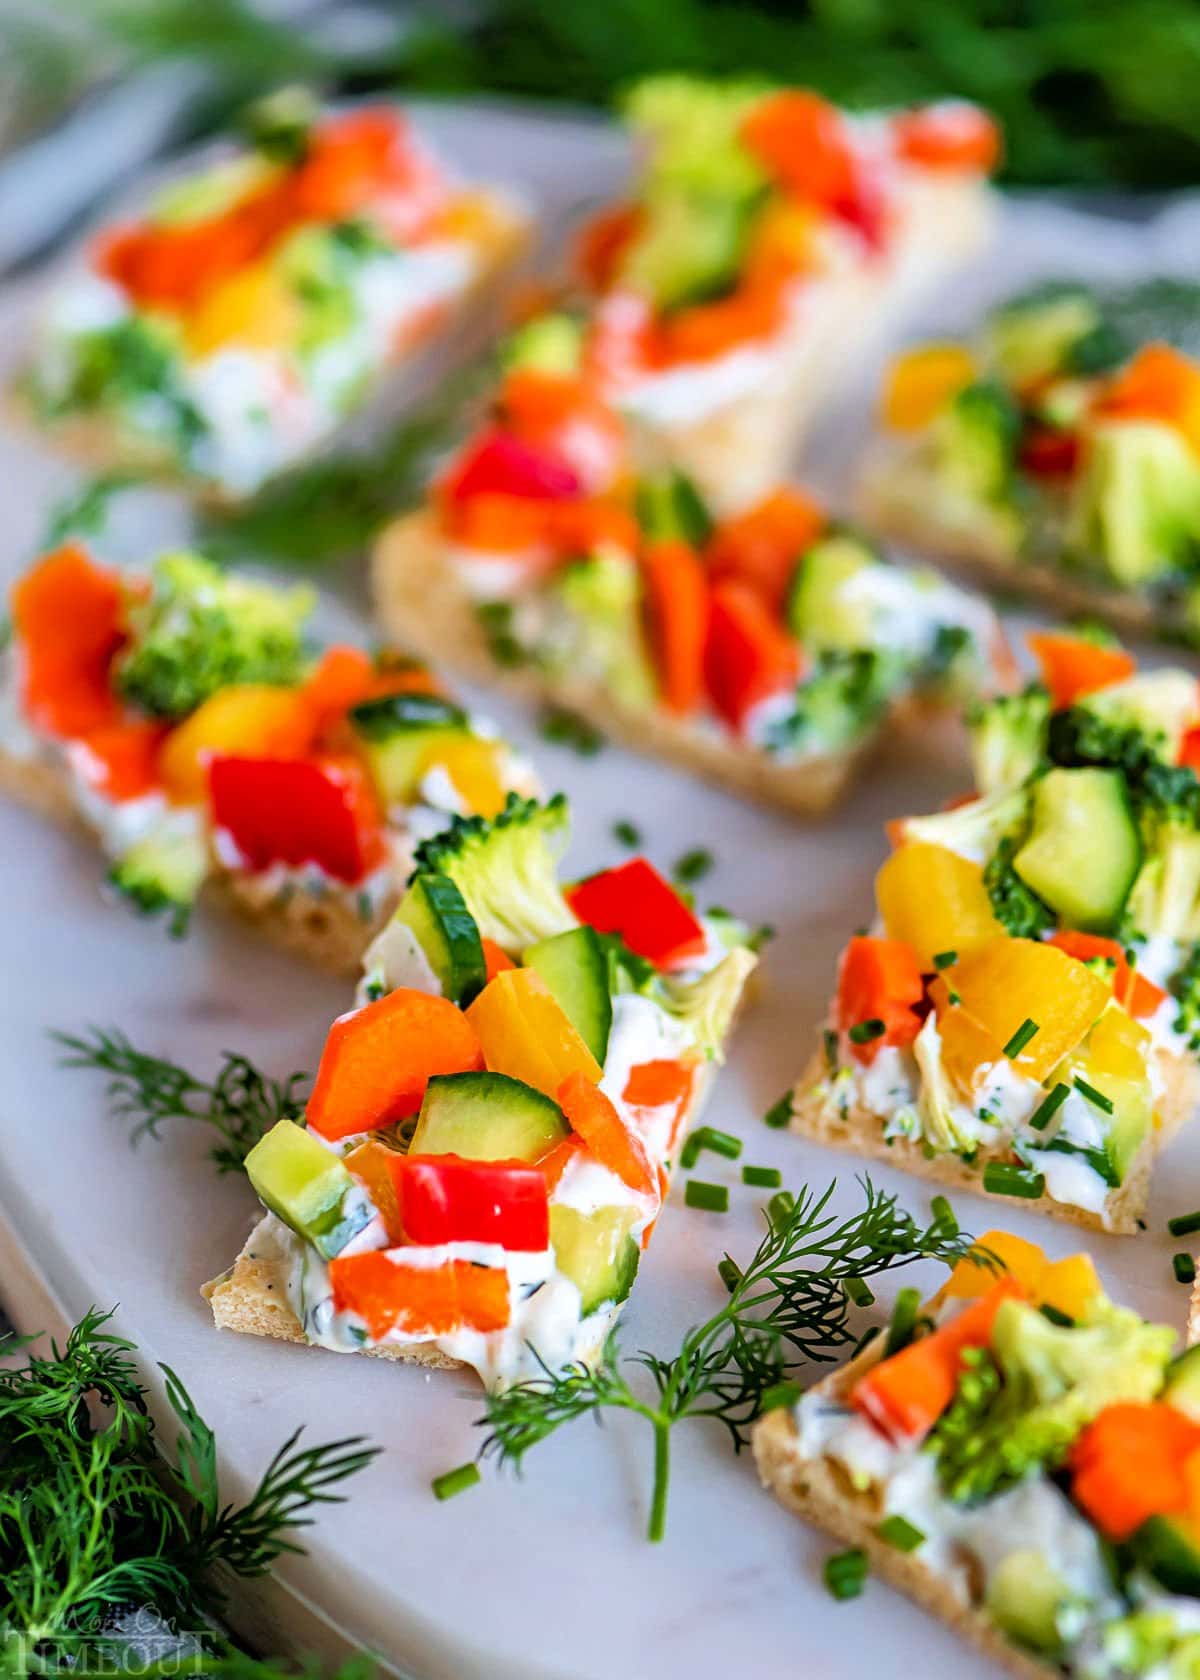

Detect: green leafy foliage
1172,942,1200,1049
765,650,889,755
967,685,1051,795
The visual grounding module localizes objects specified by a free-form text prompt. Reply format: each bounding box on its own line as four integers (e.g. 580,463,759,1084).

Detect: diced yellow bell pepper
1077,1003,1153,1084
433,189,515,254
941,1229,1049,1301
933,937,1110,1084
159,684,314,803
876,842,1002,971
1039,1253,1101,1321
185,262,301,357
343,1138,403,1245
466,968,602,1099
419,736,508,818
881,343,978,432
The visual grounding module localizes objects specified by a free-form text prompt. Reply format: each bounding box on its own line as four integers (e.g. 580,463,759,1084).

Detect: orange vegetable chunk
881,344,977,432
12,544,125,737
1095,343,1200,457
640,538,709,716
1027,631,1136,710
329,1251,510,1341
835,936,925,1065
418,736,507,817
1071,1402,1200,1540
343,1138,405,1244
466,968,602,1099
307,987,484,1141
940,1229,1048,1302
557,1070,656,1195
159,684,314,803
876,841,1002,971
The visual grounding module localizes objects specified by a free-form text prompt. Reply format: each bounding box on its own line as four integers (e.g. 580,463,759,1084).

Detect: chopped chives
1174,1253,1197,1285
759,1379,804,1413
1169,1210,1200,1238
763,1090,794,1129
929,1194,957,1236
884,1286,921,1356
875,1514,925,1553
844,1276,875,1308
982,1161,1046,1199
767,1190,796,1230
1028,1082,1069,1133
932,950,958,970
947,989,962,1006
685,1179,729,1213
673,847,713,884
822,1028,839,1074
717,1257,742,1293
848,1018,886,1045
681,1125,743,1169
612,819,641,849
431,1462,481,1502
743,1164,783,1189
824,1547,868,1601
1002,1017,1039,1059
1073,1076,1114,1114
1040,1303,1074,1327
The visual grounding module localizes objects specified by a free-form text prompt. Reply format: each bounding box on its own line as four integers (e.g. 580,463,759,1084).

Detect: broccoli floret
764,650,890,756
34,317,206,462
1171,943,1200,1049
928,1295,1174,1505
985,835,1056,939
899,785,1031,864
1048,672,1200,821
1121,823,1200,945
967,683,1051,794
116,552,315,720
931,378,1022,507
1068,418,1200,586
409,793,577,954
984,281,1105,389
107,824,208,937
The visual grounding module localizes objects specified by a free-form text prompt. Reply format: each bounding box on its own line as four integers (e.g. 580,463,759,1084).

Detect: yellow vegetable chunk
159,684,314,803
185,263,300,356
934,937,1110,1084
942,1229,1048,1301
876,841,1002,971
881,343,978,432
1039,1254,1101,1322
465,967,602,1099
419,736,507,818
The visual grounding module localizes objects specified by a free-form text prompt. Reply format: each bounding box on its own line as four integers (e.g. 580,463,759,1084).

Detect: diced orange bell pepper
623,1059,696,1154
1095,342,1200,458
1047,930,1167,1020
499,370,624,462
1027,630,1135,710
441,491,554,553
741,199,818,291
835,936,925,1065
481,938,516,981
418,736,508,817
557,1070,656,1195
892,104,1002,174
69,718,168,802
853,1278,1025,1442
291,107,407,222
705,487,826,614
546,498,640,557
304,647,442,745
576,202,643,291
466,968,602,1099
329,1251,510,1341
740,91,857,207
12,545,126,738
1071,1402,1200,1540
875,841,1002,971
656,282,787,364
343,1138,405,1244
881,344,978,432
931,937,1111,1084
641,538,709,716
307,987,485,1141
158,684,315,803
537,1133,585,1192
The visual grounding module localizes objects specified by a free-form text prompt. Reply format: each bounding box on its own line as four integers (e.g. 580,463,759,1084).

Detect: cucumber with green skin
411,1071,568,1163
1131,1513,1200,1596
984,1549,1065,1656
1163,1343,1200,1422
1013,767,1141,932
350,691,473,803
395,873,486,1005
549,1204,640,1316
245,1119,372,1258
524,925,613,1062
786,535,876,650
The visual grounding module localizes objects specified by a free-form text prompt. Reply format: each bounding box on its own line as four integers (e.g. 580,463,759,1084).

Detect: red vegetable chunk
566,857,707,970
392,1153,550,1250
208,753,385,883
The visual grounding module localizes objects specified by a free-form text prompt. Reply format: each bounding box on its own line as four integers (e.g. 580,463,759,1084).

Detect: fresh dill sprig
479,1177,980,1541
0,1307,377,1653
53,1027,308,1173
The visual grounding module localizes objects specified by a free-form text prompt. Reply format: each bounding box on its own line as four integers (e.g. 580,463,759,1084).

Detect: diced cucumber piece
1164,1343,1200,1423
785,535,877,650
395,873,486,1005
634,469,713,545
411,1071,568,1163
350,691,472,803
523,925,613,1063
984,1550,1065,1655
245,1119,372,1258
1014,767,1141,932
1131,1513,1200,1596
502,313,583,376
549,1204,640,1316
108,823,208,934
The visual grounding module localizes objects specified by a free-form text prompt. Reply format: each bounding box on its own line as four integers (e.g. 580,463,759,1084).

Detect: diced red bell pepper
12,545,126,738
892,103,1002,174
207,753,386,884
1179,724,1200,774
389,1152,550,1251
703,581,800,733
566,857,707,971
1046,930,1168,1020
329,1251,510,1341
441,427,582,504
836,935,926,1065
1020,425,1080,478
68,719,167,802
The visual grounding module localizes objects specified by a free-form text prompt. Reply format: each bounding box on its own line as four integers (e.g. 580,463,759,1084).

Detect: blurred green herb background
7,0,1200,189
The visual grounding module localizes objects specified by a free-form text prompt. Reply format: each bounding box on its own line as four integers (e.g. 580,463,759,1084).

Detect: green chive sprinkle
1169,1210,1200,1238
1002,1017,1039,1059
759,1379,804,1413
673,847,713,884
743,1164,783,1189
1040,1303,1074,1328
932,950,958,970
1028,1082,1069,1133
612,819,641,849
844,1276,875,1308
848,1018,886,1045
681,1125,743,1169
822,1028,840,1074
930,1194,957,1236
767,1190,796,1230
1175,1253,1197,1285
685,1180,729,1213
1073,1076,1114,1114
717,1257,742,1294
884,1286,921,1356
875,1514,925,1553
763,1090,794,1129
982,1161,1046,1199
431,1463,481,1502
824,1548,868,1601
